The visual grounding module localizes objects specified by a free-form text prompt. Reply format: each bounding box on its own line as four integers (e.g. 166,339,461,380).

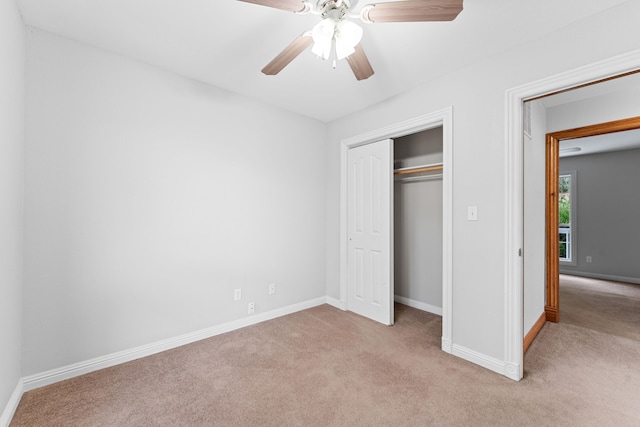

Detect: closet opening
393,128,444,326
340,108,453,353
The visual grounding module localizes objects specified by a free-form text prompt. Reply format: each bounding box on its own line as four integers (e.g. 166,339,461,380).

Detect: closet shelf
393,162,443,175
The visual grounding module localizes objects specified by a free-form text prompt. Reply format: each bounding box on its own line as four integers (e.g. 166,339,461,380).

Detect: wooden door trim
523,312,547,353
545,116,640,322
545,133,560,322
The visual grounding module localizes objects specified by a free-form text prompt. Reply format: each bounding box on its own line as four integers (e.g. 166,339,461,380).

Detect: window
559,171,576,265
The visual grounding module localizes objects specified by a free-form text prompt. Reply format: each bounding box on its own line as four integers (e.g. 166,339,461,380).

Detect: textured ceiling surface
16,0,631,122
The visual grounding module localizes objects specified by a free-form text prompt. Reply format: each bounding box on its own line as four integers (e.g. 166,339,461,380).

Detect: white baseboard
394,295,443,316
324,296,347,310
451,343,520,381
22,297,327,393
559,270,640,285
324,295,442,315
0,379,23,427
397,300,519,379
441,337,452,354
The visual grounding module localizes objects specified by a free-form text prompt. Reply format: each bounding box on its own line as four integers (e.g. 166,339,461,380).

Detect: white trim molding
394,295,443,316
0,379,23,427
505,48,640,382
558,170,578,267
339,107,454,354
21,297,327,392
451,344,516,378
441,337,452,353
324,296,347,310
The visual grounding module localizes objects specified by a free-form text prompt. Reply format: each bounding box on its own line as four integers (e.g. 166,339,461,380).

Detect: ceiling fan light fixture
335,19,363,59
560,147,582,153
311,39,332,60
311,18,335,60
243,0,463,79
335,39,355,60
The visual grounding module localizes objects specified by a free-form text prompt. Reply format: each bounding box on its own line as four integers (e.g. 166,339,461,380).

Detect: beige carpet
558,274,640,342
11,277,640,426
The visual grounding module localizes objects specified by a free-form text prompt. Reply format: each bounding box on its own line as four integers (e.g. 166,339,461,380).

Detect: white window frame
559,170,577,266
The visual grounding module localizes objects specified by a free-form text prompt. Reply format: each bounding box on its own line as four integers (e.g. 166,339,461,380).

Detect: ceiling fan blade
262,34,313,75
363,0,463,23
237,0,308,13
346,44,374,81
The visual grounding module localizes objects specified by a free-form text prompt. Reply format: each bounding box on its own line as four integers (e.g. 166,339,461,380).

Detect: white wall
325,1,640,364
547,87,640,133
394,129,443,310
523,100,547,335
560,148,640,282
0,0,25,417
23,29,327,376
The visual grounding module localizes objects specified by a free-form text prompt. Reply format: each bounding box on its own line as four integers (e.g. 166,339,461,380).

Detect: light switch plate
468,206,478,221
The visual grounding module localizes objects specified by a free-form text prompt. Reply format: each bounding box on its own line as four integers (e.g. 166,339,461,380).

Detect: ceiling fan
238,0,463,80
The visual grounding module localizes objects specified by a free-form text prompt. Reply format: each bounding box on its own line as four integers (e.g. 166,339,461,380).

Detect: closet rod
394,163,443,176
396,174,443,183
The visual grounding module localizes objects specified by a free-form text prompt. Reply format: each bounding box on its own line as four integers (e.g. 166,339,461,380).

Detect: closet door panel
347,139,393,325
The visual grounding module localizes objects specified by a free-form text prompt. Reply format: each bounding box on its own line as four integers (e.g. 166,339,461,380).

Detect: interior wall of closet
393,127,444,315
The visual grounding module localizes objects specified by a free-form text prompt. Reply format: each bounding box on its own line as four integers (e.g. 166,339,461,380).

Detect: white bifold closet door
347,139,394,325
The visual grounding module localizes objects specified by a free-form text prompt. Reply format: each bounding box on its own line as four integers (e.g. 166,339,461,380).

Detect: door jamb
339,107,454,353
545,116,640,322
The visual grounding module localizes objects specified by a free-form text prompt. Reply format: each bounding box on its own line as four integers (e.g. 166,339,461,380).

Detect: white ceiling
560,128,640,158
16,0,631,122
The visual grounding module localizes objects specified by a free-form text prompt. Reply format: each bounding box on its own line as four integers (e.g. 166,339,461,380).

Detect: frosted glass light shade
335,20,363,60
311,18,335,60
335,39,355,60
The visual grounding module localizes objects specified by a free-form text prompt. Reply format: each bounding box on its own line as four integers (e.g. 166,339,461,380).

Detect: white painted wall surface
325,1,640,363
394,129,443,310
23,29,327,376
0,0,25,416
546,87,640,133
560,148,640,282
523,100,547,335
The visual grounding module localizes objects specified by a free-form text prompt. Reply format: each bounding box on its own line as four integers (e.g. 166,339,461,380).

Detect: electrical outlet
269,283,276,295
586,256,592,263
248,302,255,314
234,288,242,301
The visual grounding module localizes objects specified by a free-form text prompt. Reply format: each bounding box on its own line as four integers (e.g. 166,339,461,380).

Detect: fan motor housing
313,0,357,14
